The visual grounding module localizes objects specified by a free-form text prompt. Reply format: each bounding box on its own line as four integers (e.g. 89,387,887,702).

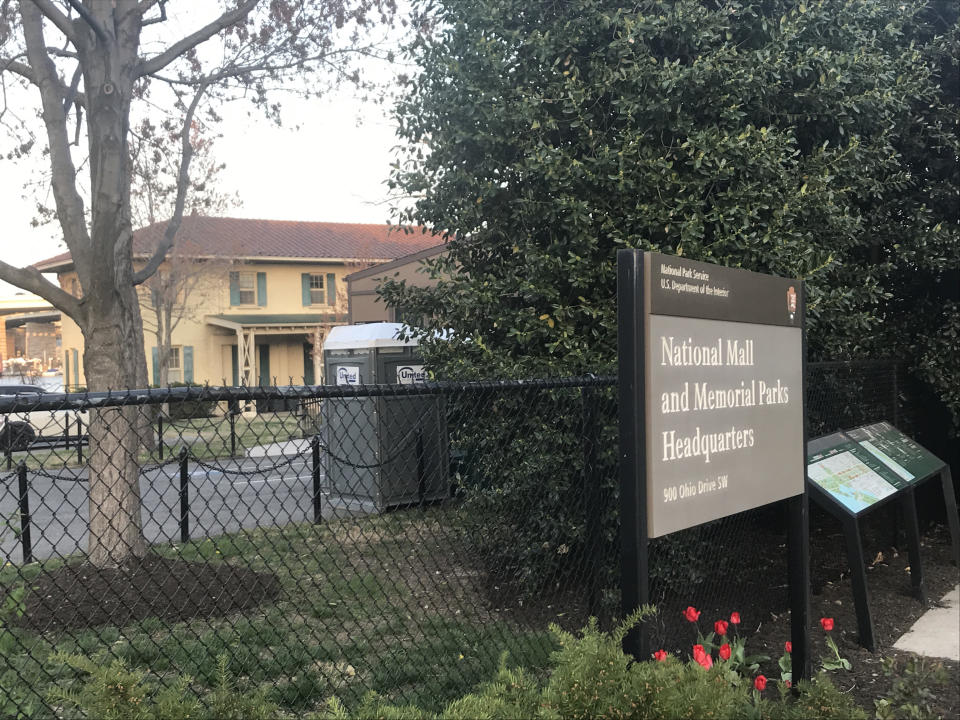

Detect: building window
236,272,256,305
395,306,422,328
309,274,325,304
167,346,182,384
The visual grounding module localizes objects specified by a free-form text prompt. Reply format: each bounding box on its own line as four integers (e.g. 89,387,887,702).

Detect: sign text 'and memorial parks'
644,253,805,537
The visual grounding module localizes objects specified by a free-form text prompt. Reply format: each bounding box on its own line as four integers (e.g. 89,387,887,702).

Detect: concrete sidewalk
893,585,960,661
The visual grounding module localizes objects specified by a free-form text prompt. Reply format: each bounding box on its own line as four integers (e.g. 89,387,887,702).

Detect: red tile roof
34,217,442,271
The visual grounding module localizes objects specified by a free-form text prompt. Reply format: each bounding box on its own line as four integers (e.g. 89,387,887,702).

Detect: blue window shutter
326,273,336,306
301,273,311,306
257,272,267,306
231,345,239,386
151,347,160,386
302,342,315,385
183,346,194,383
229,272,240,306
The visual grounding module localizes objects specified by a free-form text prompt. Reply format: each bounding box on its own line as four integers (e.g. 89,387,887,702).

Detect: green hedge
163,382,217,421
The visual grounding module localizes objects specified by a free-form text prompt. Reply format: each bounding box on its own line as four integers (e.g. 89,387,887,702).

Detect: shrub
322,610,867,720
45,612,871,720
47,652,280,720
164,382,217,420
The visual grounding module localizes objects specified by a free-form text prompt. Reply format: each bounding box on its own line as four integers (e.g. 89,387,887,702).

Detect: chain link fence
0,361,916,715
0,377,619,716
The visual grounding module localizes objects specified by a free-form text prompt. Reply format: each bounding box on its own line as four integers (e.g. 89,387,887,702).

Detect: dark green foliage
452,388,596,595
384,0,959,591
47,652,280,720
385,0,958,400
164,382,216,420
874,656,952,720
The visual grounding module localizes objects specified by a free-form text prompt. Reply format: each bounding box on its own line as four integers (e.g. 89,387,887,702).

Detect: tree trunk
82,289,148,567
66,8,149,567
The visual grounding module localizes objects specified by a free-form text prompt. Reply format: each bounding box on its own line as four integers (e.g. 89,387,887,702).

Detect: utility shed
322,323,448,509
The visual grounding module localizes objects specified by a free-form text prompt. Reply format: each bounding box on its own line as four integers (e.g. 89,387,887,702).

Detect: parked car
0,385,82,451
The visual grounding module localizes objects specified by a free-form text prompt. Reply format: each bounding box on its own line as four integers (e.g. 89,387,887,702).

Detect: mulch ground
646,518,960,718
13,553,281,632
803,521,959,718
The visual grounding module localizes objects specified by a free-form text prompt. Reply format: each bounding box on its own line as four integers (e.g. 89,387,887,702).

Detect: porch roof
206,313,349,331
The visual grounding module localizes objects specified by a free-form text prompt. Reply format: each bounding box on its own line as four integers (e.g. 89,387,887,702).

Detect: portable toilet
322,323,448,510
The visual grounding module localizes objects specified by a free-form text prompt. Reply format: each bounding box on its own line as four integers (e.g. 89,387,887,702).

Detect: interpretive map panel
845,422,944,483
643,253,804,537
803,427,939,515
807,443,897,514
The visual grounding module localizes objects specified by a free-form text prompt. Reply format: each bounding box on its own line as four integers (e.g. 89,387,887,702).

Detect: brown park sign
641,252,805,537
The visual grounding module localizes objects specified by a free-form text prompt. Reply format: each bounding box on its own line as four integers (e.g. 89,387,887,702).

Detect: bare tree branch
139,0,166,26
1,53,86,106
0,259,82,318
135,0,259,78
132,83,208,285
1,54,37,83
20,0,90,268
28,0,77,43
64,0,107,43
62,61,80,111
46,45,77,58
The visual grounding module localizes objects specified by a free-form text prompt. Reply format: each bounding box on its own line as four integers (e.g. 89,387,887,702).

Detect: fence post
158,414,164,461
5,445,11,472
312,434,322,524
582,385,602,619
891,362,900,428
416,428,426,509
17,461,33,565
76,416,83,464
229,409,237,457
179,447,190,544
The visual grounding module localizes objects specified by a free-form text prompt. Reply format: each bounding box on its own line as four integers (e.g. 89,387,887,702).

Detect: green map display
807,437,899,514
845,422,944,483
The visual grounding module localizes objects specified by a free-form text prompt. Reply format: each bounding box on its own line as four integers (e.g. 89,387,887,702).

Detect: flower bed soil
13,553,281,632
646,519,959,718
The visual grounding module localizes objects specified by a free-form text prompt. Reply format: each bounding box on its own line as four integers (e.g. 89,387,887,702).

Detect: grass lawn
0,508,555,717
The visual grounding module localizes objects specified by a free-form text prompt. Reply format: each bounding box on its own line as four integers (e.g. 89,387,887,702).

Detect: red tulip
718,643,731,660
714,619,728,637
692,644,713,669
683,606,700,623
754,675,767,692
784,641,792,653
729,611,741,625
654,649,667,662
820,617,834,632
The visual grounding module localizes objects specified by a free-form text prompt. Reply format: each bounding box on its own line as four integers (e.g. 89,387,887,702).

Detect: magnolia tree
0,0,396,567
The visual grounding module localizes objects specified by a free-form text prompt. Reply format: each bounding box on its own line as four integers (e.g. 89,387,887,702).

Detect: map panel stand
806,424,958,651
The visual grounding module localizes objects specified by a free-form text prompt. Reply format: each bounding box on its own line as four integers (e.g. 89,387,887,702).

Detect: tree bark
82,302,148,566
69,4,149,567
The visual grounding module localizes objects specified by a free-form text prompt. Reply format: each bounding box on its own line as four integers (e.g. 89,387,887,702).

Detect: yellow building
35,216,441,391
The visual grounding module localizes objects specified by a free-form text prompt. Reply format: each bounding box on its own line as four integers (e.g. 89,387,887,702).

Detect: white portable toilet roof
323,323,418,350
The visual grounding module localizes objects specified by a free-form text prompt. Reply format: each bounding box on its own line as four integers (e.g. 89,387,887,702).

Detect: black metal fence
0,361,918,716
